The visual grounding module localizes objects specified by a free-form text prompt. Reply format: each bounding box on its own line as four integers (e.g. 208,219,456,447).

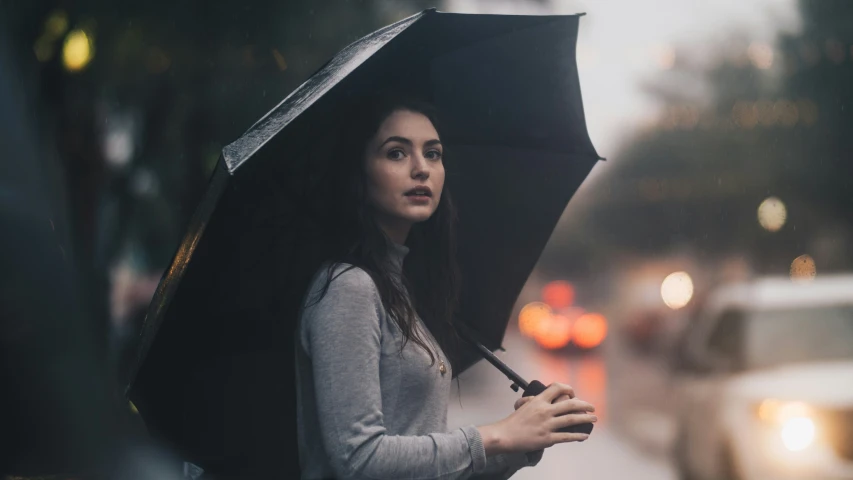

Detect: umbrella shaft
459,329,529,390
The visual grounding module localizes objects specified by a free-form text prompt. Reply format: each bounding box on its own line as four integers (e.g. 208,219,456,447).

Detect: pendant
439,361,447,375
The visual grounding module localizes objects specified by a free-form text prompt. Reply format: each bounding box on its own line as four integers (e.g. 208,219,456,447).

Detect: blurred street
449,329,677,479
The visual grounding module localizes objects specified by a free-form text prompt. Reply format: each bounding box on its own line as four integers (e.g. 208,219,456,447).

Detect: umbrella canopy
128,8,601,476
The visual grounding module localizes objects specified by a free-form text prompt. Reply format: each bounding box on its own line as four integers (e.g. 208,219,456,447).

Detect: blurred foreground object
0,18,110,475
670,274,853,480
0,16,182,480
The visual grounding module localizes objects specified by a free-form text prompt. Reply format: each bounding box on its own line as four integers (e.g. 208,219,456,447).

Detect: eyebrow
379,136,442,149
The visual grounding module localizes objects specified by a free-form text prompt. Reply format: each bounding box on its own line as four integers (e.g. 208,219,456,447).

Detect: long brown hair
304,93,462,369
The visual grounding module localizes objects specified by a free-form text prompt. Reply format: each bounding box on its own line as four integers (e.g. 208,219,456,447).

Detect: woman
294,94,597,480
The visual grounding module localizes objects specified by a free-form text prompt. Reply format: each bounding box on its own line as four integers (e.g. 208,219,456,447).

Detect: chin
400,208,436,224
404,213,433,224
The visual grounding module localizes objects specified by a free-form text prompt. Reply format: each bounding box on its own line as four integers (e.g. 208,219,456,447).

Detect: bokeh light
572,313,608,349
34,37,56,62
757,398,782,422
533,314,573,350
781,417,815,451
757,399,812,422
661,271,694,309
790,254,816,283
775,100,799,126
33,10,70,62
757,196,787,232
46,10,69,38
756,100,778,126
518,302,552,337
732,101,759,128
748,42,774,69
272,48,288,71
542,280,575,310
63,29,94,72
777,401,813,420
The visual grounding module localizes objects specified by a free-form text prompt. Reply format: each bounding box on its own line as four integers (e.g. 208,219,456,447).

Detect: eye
387,148,406,160
425,149,443,161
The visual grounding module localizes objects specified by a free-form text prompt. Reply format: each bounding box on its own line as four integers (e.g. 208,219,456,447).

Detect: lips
404,186,432,197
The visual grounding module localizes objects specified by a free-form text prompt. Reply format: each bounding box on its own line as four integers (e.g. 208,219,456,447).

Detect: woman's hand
512,387,572,460
513,383,574,411
479,382,596,456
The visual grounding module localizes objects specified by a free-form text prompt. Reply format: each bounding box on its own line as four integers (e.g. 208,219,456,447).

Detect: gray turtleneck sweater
294,242,541,479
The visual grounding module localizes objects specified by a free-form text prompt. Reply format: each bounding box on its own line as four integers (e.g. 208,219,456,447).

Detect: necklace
422,323,447,375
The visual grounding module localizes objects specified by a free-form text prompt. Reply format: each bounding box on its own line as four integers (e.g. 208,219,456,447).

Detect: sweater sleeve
300,266,488,480
474,450,543,479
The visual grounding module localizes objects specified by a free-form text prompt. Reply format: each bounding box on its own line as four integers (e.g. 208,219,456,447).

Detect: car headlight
780,417,816,451
755,400,817,452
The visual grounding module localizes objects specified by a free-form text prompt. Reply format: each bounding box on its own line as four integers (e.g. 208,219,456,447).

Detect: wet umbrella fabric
128,8,601,477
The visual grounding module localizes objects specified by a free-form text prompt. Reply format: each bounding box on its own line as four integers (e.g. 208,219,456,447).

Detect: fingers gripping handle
522,380,595,435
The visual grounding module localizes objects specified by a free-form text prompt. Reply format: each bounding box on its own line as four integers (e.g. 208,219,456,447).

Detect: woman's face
364,109,445,243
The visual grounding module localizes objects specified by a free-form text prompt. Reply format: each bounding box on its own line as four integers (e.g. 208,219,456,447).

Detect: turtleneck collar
387,241,410,277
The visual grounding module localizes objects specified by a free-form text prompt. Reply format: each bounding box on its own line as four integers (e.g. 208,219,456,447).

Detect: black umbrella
128,8,601,477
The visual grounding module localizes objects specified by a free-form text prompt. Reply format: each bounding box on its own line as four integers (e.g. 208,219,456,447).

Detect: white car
670,274,853,480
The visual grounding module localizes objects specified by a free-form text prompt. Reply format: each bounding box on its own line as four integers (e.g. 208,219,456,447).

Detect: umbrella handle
454,326,593,435
521,380,595,435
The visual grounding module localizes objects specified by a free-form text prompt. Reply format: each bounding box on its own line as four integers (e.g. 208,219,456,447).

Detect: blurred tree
775,0,853,225
545,0,853,280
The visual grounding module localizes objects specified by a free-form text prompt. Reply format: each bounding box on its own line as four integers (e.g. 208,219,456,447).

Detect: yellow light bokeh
757,196,787,232
46,10,69,38
757,398,781,422
758,399,812,423
518,302,552,337
661,271,694,309
63,29,94,72
790,254,817,283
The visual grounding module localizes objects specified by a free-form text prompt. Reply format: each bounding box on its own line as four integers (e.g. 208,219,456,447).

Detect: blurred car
670,274,853,480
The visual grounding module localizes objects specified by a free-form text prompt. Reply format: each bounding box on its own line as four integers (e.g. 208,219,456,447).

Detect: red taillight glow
572,313,608,349
542,280,575,310
533,314,573,350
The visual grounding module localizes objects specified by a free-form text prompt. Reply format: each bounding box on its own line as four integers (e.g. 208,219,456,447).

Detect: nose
412,153,429,180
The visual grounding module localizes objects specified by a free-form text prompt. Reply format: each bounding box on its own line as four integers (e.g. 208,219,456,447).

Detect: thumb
514,396,534,410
